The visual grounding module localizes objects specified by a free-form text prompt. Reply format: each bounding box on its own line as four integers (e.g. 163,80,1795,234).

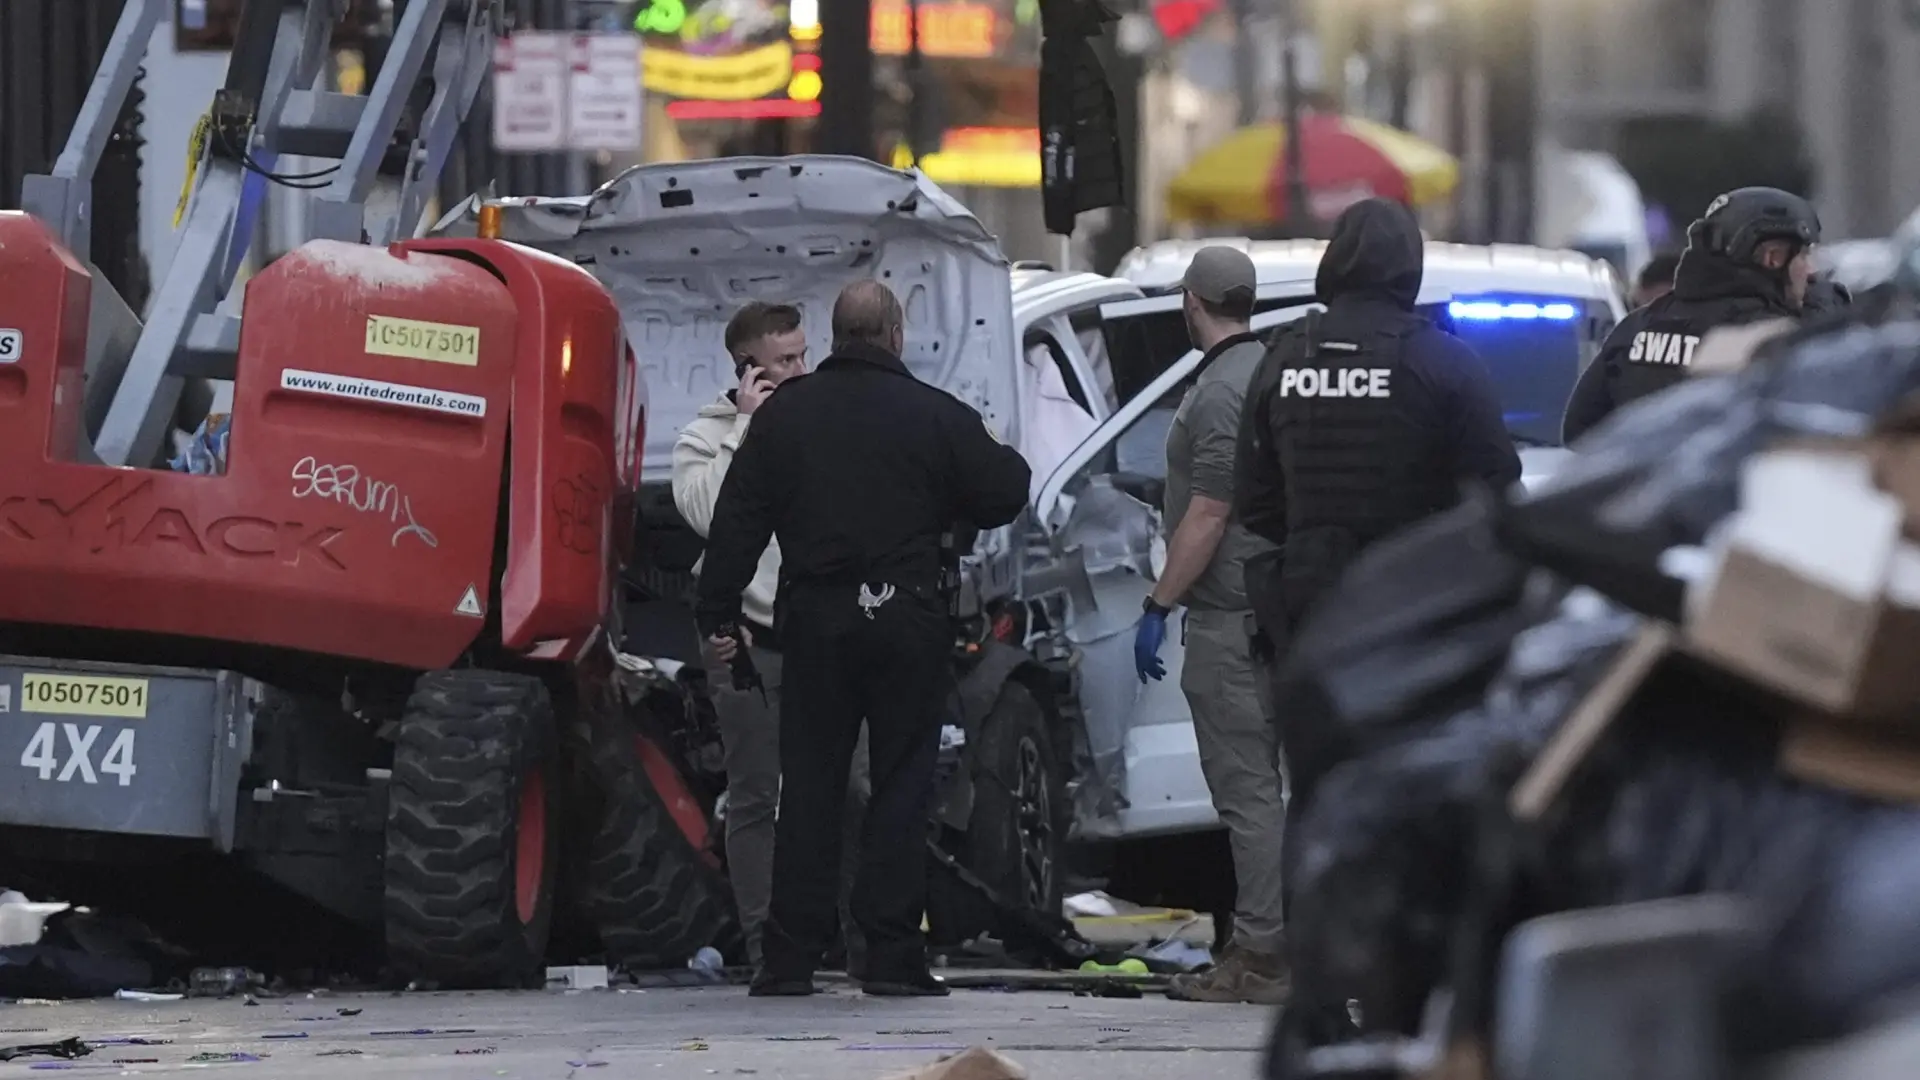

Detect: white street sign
492,31,569,153
568,33,644,153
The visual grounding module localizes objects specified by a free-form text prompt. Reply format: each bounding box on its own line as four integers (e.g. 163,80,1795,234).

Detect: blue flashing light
1448,299,1581,322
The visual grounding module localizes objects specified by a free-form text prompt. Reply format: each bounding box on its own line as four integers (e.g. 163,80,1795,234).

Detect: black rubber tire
927,682,1069,945
581,708,742,971
384,670,558,989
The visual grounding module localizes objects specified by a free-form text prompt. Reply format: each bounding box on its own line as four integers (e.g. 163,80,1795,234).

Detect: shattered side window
1050,400,1173,578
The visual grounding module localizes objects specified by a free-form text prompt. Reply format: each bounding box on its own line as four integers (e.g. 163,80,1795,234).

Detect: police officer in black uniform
1562,187,1821,442
696,280,1031,999
1234,197,1521,861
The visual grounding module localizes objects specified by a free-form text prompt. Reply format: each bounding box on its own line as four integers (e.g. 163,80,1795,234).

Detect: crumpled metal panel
431,155,1018,484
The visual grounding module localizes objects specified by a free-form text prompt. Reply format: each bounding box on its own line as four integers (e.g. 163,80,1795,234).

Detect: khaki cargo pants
1180,607,1289,955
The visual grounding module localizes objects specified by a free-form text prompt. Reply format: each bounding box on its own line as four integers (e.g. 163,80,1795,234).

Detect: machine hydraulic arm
19,0,500,470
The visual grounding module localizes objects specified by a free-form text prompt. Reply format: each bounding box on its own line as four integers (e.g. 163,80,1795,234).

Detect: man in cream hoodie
674,301,870,970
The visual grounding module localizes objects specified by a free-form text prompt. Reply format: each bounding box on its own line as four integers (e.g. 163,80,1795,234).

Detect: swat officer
1234,197,1520,848
1562,187,1821,442
696,280,1031,999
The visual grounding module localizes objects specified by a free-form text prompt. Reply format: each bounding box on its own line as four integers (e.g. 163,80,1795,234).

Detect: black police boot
748,967,817,997
862,971,950,997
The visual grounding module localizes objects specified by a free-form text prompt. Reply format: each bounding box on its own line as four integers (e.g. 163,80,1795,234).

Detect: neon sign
633,0,687,35
871,2,998,58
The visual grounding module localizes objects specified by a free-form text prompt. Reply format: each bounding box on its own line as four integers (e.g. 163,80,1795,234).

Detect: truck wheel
582,712,741,970
385,670,558,988
929,682,1067,945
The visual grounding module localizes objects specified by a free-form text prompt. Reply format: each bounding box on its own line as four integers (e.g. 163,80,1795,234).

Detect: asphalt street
0,981,1272,1078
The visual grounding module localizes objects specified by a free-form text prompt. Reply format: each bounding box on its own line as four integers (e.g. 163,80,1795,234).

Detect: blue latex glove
1134,609,1168,682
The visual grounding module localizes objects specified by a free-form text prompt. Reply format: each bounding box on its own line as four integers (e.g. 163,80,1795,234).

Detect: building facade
1537,0,1920,240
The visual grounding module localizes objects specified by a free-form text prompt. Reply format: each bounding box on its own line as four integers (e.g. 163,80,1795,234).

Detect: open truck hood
431,156,1017,484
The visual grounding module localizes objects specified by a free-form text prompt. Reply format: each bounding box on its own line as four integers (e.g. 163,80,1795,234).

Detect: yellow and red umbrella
1167,113,1459,225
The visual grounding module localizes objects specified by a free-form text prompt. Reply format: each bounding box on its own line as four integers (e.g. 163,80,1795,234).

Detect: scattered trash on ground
1125,937,1212,973
189,966,263,998
185,1051,262,1063
546,965,610,990
112,989,181,1002
368,1027,476,1036
0,893,72,949
678,1039,709,1051
686,947,726,983
880,1045,1027,1080
0,1037,89,1063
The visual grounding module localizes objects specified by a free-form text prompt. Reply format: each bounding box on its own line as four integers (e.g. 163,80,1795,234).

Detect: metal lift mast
18,0,500,470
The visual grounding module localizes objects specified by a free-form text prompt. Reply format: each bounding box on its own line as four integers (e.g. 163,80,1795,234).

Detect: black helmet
1693,187,1822,263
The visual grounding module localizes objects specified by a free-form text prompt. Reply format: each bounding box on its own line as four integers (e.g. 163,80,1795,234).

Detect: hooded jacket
1235,199,1521,551
674,393,781,634
1562,233,1801,442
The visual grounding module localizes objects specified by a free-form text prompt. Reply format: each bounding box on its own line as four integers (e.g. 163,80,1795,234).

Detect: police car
1112,237,1628,491
1002,239,1628,847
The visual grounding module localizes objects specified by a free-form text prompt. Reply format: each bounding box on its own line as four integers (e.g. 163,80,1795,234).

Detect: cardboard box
1685,445,1920,720
1687,318,1796,376
1780,721,1920,804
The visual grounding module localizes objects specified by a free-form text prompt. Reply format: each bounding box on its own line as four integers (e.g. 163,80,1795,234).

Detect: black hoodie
1234,198,1522,551
1562,227,1801,442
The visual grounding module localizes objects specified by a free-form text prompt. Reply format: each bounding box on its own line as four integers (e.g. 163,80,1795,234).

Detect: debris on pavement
1125,937,1212,973
880,1045,1028,1080
112,989,182,1002
189,967,263,998
185,1051,263,1063
0,893,72,949
546,965,610,990
0,1037,89,1063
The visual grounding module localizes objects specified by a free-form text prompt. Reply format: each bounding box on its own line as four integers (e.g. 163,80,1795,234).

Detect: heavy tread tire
927,681,1069,945
385,670,558,989
582,713,742,971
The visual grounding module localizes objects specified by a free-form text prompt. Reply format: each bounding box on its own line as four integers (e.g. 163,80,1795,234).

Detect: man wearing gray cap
1134,246,1289,1005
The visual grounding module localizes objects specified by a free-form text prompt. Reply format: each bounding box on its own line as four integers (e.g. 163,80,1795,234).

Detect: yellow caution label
21,674,150,719
364,315,481,367
173,112,211,229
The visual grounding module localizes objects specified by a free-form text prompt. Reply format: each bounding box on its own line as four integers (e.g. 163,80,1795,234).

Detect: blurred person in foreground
1234,197,1521,880
1133,246,1289,1005
673,301,870,974
697,281,1031,998
1563,187,1821,442
1634,250,1681,307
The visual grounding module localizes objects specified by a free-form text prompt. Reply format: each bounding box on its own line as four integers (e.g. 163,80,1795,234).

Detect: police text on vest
1628,331,1701,366
1278,368,1392,398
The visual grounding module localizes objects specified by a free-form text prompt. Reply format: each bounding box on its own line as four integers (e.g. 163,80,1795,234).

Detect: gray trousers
708,641,871,965
1180,607,1290,955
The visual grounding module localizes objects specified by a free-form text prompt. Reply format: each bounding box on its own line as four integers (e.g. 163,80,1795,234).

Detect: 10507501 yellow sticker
364,315,481,367
20,674,150,719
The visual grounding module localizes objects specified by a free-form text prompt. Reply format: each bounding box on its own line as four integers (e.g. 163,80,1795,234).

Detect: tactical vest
1612,294,1777,409
1253,313,1455,619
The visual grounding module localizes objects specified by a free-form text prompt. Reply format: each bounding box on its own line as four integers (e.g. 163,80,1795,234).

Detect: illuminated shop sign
643,37,795,100
871,2,999,58
891,127,1041,188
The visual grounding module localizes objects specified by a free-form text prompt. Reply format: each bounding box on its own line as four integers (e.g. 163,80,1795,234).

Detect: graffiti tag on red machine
551,473,601,556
